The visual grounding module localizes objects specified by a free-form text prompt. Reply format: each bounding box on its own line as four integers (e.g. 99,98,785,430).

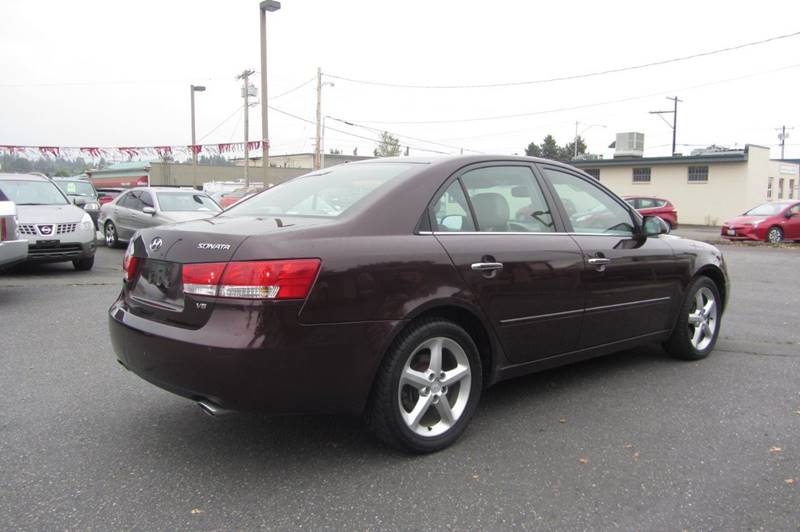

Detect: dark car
721,200,800,243
53,177,101,229
109,156,729,453
624,196,678,229
96,188,124,206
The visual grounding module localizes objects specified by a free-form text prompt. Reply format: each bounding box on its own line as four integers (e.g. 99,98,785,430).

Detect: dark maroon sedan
110,156,729,452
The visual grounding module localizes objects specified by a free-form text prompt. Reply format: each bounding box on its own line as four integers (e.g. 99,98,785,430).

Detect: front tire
766,226,783,244
366,319,483,453
73,256,95,271
664,277,721,360
104,222,120,248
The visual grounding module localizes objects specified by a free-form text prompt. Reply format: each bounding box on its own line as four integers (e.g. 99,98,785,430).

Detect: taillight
182,259,321,300
123,244,139,282
183,263,226,296
0,218,6,241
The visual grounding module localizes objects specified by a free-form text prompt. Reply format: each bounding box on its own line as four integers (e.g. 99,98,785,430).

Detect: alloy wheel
767,227,782,244
687,286,718,351
397,336,472,437
105,224,116,246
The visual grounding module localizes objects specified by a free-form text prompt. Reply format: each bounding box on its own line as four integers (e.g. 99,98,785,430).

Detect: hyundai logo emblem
149,237,164,252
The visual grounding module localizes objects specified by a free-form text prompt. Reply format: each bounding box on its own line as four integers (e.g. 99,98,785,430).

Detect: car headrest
471,192,509,231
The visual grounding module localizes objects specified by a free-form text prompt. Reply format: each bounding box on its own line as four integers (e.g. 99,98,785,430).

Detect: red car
218,187,260,209
624,196,678,229
721,200,800,243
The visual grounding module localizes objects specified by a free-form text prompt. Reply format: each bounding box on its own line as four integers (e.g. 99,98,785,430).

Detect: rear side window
433,181,475,232
227,163,417,218
118,192,139,209
460,166,554,232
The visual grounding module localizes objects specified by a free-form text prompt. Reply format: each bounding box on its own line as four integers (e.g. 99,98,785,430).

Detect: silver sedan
99,187,222,248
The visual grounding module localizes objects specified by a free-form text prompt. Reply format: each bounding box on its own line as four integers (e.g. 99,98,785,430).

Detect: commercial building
87,161,306,189
238,152,373,169
573,144,799,225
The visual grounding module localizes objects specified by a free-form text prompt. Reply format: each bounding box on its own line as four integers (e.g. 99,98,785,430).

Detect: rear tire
366,319,483,453
104,222,120,248
73,256,94,271
766,226,783,244
664,276,721,360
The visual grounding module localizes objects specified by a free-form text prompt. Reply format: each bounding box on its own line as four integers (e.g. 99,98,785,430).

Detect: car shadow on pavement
112,344,671,470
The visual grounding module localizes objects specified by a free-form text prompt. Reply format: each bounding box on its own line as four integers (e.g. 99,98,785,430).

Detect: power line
326,30,800,89
268,105,451,155
271,77,315,100
198,105,243,142
326,116,483,154
346,62,800,125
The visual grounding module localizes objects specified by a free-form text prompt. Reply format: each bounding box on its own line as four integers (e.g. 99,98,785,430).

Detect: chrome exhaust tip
197,400,229,417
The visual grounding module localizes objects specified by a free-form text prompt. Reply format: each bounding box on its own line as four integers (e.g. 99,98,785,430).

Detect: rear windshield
56,181,96,198
744,202,785,216
0,179,69,206
156,192,221,213
226,163,417,218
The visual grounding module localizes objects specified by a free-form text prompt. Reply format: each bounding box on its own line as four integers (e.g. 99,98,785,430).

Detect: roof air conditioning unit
614,132,644,158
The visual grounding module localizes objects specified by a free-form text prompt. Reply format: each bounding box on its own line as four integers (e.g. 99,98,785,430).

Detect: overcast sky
1,0,799,160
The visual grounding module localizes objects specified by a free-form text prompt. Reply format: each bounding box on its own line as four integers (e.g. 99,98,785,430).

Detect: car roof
623,195,667,200
0,173,53,182
127,187,208,193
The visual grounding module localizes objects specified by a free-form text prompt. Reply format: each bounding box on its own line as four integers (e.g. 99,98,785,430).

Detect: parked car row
0,173,97,270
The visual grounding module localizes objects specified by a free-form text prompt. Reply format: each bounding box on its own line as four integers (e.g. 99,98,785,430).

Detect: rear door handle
471,262,504,272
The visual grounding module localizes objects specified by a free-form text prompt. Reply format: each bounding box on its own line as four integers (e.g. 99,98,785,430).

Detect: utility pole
259,1,281,181
238,69,255,187
776,126,793,160
573,121,606,158
649,96,682,155
190,84,206,190
314,67,322,170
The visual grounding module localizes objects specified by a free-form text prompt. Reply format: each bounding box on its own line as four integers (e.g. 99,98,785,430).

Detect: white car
0,196,28,269
0,173,97,270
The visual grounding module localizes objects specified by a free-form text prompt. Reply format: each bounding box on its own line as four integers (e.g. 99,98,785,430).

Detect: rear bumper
108,295,400,415
0,239,28,268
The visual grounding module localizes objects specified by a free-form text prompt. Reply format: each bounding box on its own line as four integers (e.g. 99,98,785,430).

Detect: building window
778,177,785,199
767,177,774,199
632,167,651,183
790,179,795,199
688,166,709,183
584,168,600,180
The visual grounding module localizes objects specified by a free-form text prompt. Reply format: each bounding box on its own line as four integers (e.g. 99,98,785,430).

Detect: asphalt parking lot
1,243,798,530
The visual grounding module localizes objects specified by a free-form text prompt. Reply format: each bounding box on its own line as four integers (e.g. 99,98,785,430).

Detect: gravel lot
1,243,798,530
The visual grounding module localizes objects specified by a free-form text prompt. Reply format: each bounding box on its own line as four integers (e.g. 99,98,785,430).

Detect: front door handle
471,262,504,272
587,258,611,266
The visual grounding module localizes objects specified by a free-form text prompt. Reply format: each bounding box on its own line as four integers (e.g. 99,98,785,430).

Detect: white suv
0,173,96,270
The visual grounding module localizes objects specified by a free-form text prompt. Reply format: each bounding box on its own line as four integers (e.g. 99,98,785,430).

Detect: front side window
118,191,140,210
0,179,69,206
688,166,709,183
432,181,475,232
227,163,416,218
544,168,634,236
157,192,221,213
138,191,154,210
460,166,554,232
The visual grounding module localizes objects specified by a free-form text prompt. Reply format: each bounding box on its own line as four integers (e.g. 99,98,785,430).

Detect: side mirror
785,211,795,219
142,206,156,215
440,214,466,231
642,215,669,236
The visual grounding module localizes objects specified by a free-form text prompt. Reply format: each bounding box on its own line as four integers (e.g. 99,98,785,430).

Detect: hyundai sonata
109,156,729,452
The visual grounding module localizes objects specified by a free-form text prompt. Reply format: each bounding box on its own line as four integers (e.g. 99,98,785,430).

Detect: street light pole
573,121,605,159
260,1,280,182
190,84,206,190
238,70,255,187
